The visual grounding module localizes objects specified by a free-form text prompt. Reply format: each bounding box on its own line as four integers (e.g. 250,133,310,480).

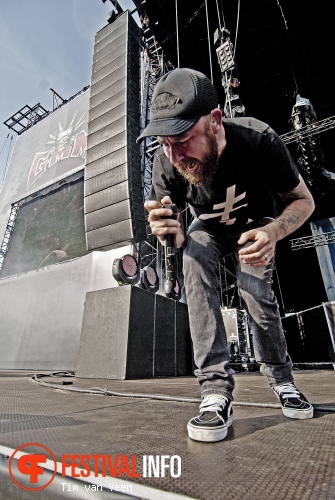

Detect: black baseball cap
137,68,218,142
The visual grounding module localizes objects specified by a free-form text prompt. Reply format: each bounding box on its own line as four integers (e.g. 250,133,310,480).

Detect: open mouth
185,160,200,173
174,159,205,185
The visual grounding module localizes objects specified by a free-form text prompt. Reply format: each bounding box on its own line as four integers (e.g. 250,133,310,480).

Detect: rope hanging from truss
175,0,180,67
276,0,288,30
205,0,213,82
233,0,241,59
215,0,222,31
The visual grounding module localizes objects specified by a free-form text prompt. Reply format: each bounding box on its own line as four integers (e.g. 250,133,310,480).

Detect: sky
0,0,138,188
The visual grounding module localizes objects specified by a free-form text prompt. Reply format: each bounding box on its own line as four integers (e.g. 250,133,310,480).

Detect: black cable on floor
30,372,335,412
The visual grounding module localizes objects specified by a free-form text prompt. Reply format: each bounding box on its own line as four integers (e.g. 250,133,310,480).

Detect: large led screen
1,174,88,278
0,90,89,247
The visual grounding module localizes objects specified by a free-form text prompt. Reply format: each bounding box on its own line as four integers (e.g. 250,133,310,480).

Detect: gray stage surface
0,369,334,500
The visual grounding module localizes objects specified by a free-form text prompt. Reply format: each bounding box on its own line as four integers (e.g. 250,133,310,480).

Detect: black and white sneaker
187,394,233,442
273,382,313,419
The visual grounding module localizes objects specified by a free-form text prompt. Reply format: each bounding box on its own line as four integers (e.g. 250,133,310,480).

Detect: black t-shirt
149,117,300,230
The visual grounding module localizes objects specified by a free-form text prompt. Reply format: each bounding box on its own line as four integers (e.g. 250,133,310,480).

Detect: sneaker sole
187,415,233,442
282,407,314,419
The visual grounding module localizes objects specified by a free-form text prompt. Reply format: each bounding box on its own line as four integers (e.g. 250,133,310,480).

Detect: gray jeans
183,219,293,400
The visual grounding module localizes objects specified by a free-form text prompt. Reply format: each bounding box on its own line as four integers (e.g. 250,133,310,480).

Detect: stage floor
0,369,334,499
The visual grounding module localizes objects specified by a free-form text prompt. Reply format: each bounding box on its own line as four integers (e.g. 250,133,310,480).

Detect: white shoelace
275,383,300,398
199,394,228,413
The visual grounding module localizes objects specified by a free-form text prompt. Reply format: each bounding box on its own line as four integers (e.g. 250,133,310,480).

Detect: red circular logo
9,443,57,491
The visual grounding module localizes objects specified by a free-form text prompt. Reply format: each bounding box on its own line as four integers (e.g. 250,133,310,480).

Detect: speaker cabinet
76,287,193,379
84,11,146,251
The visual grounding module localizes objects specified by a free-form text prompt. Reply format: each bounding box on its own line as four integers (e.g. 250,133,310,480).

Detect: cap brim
136,116,200,143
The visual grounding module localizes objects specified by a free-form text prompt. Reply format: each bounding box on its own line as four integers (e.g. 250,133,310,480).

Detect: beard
173,128,219,186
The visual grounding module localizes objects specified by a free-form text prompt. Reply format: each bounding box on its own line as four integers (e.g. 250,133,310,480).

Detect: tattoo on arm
275,180,315,238
274,208,309,237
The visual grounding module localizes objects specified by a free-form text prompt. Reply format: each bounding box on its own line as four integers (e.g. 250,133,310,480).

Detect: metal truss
280,115,335,144
0,201,21,274
140,28,173,200
136,22,175,281
290,231,335,250
4,103,49,135
214,27,245,119
3,87,90,137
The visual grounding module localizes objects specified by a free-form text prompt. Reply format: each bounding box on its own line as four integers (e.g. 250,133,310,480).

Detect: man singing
138,68,315,442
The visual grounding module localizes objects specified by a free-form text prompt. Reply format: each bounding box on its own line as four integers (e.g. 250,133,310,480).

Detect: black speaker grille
84,180,143,213
85,163,142,196
86,199,145,231
88,102,126,136
86,135,120,165
93,31,128,66
87,115,140,150
91,54,126,86
92,36,139,75
85,146,141,180
92,41,128,75
154,295,176,376
94,14,127,46
89,78,127,115
86,218,146,250
85,11,144,251
90,63,127,97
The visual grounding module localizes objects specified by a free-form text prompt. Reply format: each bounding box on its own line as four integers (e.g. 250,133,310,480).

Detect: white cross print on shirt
198,185,248,224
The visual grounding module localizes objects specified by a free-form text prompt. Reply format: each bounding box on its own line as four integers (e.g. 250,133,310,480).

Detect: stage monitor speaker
76,286,193,379
282,302,335,362
84,11,146,251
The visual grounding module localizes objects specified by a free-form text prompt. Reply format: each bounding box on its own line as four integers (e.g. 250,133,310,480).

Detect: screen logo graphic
27,111,87,190
9,443,57,491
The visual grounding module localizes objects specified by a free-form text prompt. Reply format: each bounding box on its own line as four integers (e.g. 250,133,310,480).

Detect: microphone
161,204,180,299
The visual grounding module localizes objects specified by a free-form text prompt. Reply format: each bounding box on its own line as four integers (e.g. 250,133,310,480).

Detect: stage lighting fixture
140,265,159,293
230,77,240,88
112,254,140,285
216,39,235,73
214,27,235,73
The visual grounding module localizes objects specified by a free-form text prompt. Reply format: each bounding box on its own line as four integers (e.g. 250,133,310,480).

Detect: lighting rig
280,114,335,145
135,6,183,300
138,10,173,201
112,253,160,294
139,265,159,293
290,230,335,251
213,25,254,365
214,27,245,119
280,93,335,221
213,26,244,309
290,94,328,196
112,254,140,286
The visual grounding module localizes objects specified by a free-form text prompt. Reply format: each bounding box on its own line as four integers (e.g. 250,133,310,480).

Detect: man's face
158,116,219,186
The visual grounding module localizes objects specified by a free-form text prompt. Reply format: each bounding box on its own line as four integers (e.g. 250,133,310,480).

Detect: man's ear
210,108,222,132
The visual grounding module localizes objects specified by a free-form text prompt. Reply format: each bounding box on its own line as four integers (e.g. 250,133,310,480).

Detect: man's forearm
270,198,315,241
270,174,315,241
